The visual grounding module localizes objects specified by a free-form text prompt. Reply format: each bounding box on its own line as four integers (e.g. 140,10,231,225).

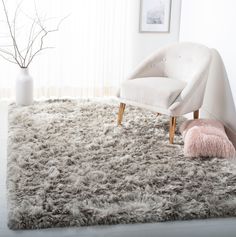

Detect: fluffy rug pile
7,99,236,230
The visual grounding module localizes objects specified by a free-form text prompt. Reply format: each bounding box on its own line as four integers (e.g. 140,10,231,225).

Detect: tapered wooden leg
193,110,199,119
169,117,176,144
117,103,126,125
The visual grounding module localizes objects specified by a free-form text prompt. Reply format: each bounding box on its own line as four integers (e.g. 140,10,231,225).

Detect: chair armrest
169,63,211,114
181,62,211,101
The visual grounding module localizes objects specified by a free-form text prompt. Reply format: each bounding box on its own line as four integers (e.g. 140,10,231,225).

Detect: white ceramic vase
16,68,33,106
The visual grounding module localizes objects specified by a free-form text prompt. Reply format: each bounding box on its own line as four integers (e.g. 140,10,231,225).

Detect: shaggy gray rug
7,99,236,230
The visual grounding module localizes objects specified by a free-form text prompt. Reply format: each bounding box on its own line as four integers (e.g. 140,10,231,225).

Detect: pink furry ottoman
180,119,236,158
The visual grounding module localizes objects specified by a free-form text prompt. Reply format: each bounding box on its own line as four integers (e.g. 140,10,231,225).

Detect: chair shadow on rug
118,103,199,145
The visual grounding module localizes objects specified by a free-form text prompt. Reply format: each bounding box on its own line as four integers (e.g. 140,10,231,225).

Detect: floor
1,101,236,237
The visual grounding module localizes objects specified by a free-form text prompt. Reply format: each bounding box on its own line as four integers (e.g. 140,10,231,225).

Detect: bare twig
24,13,68,67
0,44,13,47
0,48,14,56
23,28,45,63
26,46,54,67
0,0,67,67
13,0,23,41
1,0,22,66
23,17,36,66
0,53,17,64
13,0,25,64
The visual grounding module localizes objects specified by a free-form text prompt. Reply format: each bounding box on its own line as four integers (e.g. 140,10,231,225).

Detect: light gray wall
127,0,182,70
179,0,236,147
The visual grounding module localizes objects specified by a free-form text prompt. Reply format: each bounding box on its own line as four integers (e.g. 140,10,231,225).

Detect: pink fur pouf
180,119,236,158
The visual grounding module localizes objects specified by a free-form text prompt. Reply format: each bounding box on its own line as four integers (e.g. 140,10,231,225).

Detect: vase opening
20,67,29,75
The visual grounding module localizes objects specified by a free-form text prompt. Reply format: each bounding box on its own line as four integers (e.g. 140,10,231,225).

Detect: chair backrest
162,42,211,82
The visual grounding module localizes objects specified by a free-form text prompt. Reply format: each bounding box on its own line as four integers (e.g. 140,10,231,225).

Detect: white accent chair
117,42,212,143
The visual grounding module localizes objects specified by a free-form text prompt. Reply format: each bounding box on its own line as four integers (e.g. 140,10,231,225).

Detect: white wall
128,0,182,70
180,0,236,147
180,0,236,103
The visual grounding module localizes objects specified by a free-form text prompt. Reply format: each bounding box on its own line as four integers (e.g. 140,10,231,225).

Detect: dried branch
0,0,67,68
13,1,25,65
0,44,13,47
23,18,36,66
0,52,17,64
26,46,54,67
0,46,16,63
1,0,22,66
24,13,68,67
13,0,23,40
0,47,14,56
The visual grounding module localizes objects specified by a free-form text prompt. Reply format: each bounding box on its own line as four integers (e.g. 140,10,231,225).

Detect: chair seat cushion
180,119,236,158
120,77,186,109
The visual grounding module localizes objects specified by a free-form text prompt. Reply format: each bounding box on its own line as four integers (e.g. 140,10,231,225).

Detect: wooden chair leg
117,103,126,125
169,117,176,144
193,110,199,119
